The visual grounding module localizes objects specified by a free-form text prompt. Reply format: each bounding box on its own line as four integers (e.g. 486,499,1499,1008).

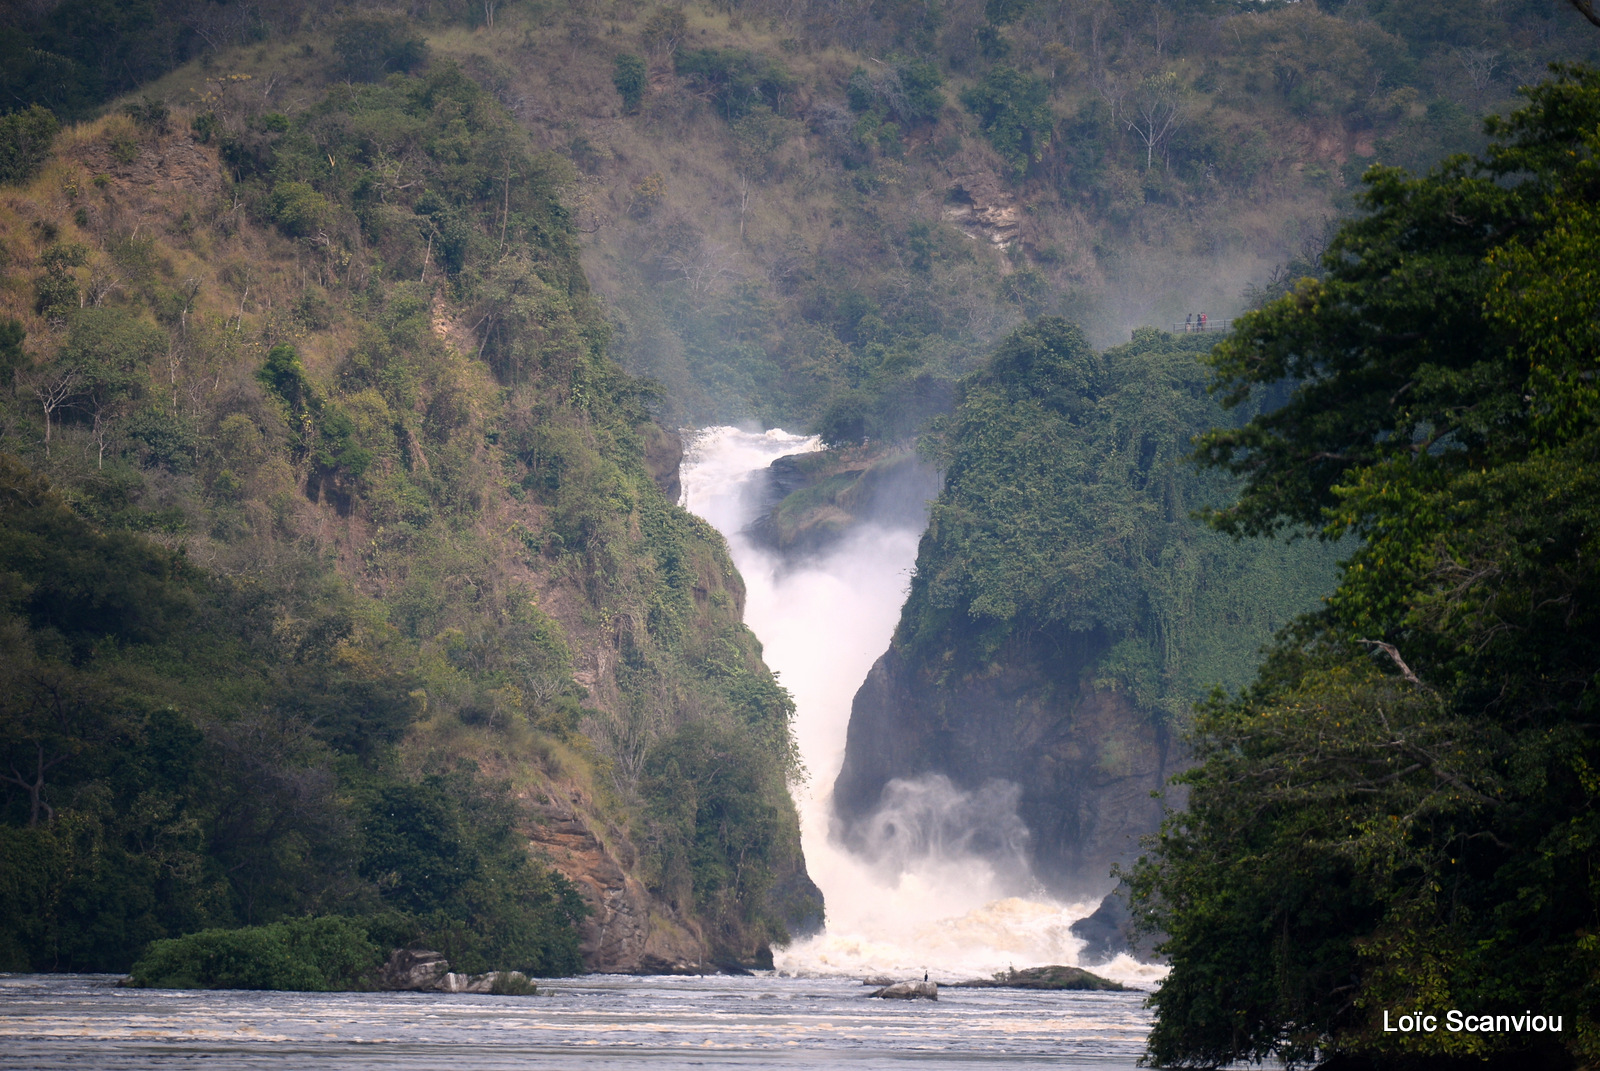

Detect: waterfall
680,427,1166,986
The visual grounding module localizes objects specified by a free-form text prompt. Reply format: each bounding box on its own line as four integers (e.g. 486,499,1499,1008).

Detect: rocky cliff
745,444,942,560
834,639,1168,899
829,320,1338,899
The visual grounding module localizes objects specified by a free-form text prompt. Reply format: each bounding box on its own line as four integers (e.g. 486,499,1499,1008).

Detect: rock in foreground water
378,949,534,994
953,966,1126,991
868,980,939,1000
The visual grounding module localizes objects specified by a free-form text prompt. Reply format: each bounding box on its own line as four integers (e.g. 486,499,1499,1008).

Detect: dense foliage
0,46,810,977
897,318,1337,736
127,917,384,991
0,458,586,975
1133,66,1600,1068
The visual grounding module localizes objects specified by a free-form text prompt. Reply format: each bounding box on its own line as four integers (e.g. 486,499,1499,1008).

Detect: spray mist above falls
678,427,1165,986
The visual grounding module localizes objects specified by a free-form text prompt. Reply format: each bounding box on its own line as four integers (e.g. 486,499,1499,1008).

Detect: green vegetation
12,0,1582,442
0,106,60,186
128,917,383,991
3,0,1597,1016
0,457,586,977
613,54,648,115
954,965,1127,991
563,0,1598,435
1132,66,1600,1068
961,66,1051,178
0,40,808,980
899,319,1337,736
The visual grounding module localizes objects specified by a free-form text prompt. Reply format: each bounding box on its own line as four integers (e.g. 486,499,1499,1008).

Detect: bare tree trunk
2,746,63,827
31,369,81,458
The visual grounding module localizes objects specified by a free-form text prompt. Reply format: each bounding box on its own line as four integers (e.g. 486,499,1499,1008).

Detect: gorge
3,2,1598,1066
677,317,1339,984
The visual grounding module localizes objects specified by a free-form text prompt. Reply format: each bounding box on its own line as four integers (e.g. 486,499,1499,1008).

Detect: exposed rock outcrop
378,948,452,991
868,980,939,1000
525,793,708,973
1069,884,1162,965
951,965,1127,991
942,175,1023,247
744,446,941,561
377,949,535,994
832,639,1174,900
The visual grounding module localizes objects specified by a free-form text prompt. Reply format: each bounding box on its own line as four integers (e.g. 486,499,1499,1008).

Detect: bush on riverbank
126,917,382,991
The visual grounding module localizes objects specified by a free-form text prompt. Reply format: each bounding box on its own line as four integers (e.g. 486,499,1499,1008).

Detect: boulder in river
868,980,939,1000
377,950,535,995
439,970,536,995
861,975,895,987
952,965,1127,991
378,949,451,991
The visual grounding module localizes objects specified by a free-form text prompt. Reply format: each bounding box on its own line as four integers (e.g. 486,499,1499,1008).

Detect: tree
641,5,688,59
0,106,60,186
613,52,647,114
1126,71,1189,169
57,308,164,468
1133,65,1600,1069
960,66,1052,178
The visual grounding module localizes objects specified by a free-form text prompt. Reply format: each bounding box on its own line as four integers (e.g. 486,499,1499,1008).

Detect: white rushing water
679,427,1166,989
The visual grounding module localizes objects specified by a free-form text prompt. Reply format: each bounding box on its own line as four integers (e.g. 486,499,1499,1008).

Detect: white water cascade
679,427,1166,988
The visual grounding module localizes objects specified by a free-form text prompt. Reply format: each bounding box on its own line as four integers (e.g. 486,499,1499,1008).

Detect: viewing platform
1171,319,1233,334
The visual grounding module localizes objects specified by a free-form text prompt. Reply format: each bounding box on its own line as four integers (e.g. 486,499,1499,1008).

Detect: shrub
613,53,646,114
127,917,382,991
960,65,1052,178
333,17,428,82
0,106,58,185
266,181,330,238
674,48,796,121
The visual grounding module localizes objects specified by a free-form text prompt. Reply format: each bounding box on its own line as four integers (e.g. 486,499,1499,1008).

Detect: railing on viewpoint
1170,319,1233,334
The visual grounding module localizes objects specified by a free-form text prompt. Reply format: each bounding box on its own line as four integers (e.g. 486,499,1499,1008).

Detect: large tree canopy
1134,65,1600,1069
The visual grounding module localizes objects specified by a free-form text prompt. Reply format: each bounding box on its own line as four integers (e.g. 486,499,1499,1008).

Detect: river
0,973,1152,1069
0,427,1159,1069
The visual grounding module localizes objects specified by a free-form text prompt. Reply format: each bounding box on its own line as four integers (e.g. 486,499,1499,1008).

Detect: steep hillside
0,54,813,974
14,0,1589,439
382,0,1598,433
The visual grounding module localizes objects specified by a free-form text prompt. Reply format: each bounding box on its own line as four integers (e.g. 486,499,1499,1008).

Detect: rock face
377,950,533,994
525,793,709,973
868,980,939,1000
832,639,1173,900
1068,886,1161,966
378,949,452,991
744,447,942,561
942,176,1022,247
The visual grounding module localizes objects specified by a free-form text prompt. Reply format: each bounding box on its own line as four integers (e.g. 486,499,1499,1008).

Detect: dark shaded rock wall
832,635,1174,899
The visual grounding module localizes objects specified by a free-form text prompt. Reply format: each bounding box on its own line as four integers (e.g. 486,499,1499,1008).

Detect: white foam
680,427,1167,989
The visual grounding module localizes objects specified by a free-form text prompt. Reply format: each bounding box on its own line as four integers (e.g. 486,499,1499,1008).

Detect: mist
680,427,1167,985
